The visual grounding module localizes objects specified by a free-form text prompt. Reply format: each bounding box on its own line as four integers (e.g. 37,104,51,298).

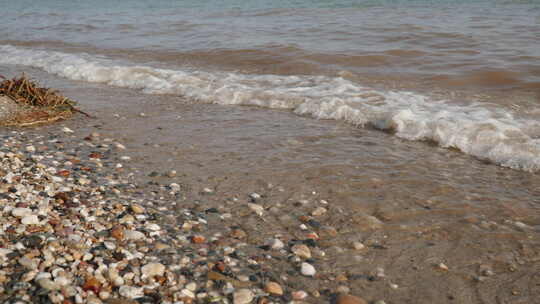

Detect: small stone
265,282,283,296
352,241,365,250
311,207,327,216
130,204,145,214
124,230,145,241
181,289,196,298
319,226,338,239
301,262,316,276
62,127,74,134
111,225,125,241
141,263,165,278
337,286,350,294
292,290,308,300
202,187,213,194
336,274,348,281
291,244,311,259
167,170,177,177
83,276,101,294
231,229,247,239
37,278,60,291
438,263,449,271
119,214,135,224
249,193,261,200
118,285,144,299
247,203,264,216
192,235,206,244
18,257,39,270
268,238,284,250
11,207,32,218
88,152,102,159
336,294,368,304
145,223,161,231
154,242,171,251
233,289,254,304
21,215,40,225
99,291,110,300
186,282,197,292
353,213,383,230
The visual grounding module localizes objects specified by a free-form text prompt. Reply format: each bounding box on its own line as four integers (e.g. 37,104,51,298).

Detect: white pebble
11,208,32,218
141,263,166,279
118,286,144,299
301,262,316,276
268,238,284,250
247,203,264,216
21,215,40,225
233,289,254,304
124,230,145,241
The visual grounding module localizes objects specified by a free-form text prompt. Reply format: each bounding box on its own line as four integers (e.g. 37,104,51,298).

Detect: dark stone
307,219,321,228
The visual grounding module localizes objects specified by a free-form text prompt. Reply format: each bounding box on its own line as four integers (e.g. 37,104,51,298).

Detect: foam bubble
1,44,540,171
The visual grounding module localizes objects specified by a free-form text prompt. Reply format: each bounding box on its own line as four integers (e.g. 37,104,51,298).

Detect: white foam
2,44,540,171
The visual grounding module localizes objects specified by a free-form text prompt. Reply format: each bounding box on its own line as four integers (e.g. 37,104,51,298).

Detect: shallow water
3,55,540,303
1,2,540,173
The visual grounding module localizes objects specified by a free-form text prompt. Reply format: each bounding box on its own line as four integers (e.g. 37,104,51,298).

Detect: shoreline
0,66,539,303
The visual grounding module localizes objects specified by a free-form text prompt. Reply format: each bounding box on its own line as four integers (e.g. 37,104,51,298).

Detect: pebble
192,235,206,244
18,257,39,270
268,238,285,250
337,286,350,294
249,193,261,200
118,285,144,299
124,230,145,241
265,282,283,296
352,241,365,250
291,244,312,259
21,215,40,225
336,294,368,304
130,204,145,214
311,207,327,216
37,278,60,291
141,262,166,278
438,263,449,271
301,262,316,276
110,225,125,240
292,290,308,300
11,208,32,218
247,203,264,216
233,289,254,304
354,213,384,230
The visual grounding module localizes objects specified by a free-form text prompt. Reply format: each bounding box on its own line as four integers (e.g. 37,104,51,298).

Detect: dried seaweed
0,74,90,126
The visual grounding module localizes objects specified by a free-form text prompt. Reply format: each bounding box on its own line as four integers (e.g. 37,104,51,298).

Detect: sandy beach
0,62,539,304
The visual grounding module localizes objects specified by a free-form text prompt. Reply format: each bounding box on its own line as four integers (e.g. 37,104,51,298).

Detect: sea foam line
1,44,540,172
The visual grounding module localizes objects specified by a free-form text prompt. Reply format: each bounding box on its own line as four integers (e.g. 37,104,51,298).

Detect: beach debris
0,74,89,126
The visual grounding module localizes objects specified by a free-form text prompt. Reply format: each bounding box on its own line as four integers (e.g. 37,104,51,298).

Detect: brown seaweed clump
0,74,89,126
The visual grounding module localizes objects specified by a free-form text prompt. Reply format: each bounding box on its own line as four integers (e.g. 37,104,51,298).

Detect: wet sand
3,65,540,303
